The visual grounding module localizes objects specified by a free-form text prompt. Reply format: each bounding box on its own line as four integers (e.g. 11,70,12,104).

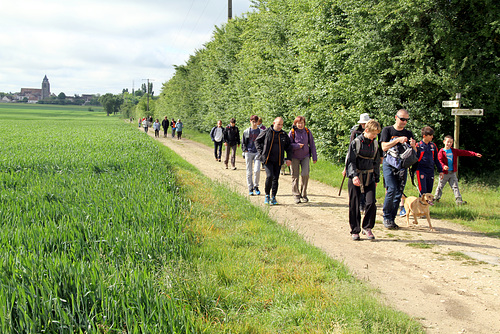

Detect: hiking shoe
399,207,407,217
270,197,278,205
363,228,375,240
264,195,270,204
301,196,309,203
352,233,360,241
295,197,301,204
383,219,399,230
254,187,261,195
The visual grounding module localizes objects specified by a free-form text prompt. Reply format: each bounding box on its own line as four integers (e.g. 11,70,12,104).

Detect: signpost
442,94,484,163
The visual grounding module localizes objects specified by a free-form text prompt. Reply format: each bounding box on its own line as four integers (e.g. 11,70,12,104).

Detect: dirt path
148,131,500,334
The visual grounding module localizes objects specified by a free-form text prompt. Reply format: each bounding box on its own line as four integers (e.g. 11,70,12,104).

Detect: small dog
403,193,435,231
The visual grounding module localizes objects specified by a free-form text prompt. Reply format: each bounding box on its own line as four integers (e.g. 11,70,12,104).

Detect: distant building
41,75,50,100
17,75,51,103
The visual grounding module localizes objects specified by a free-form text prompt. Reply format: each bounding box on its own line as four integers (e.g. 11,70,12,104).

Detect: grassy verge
184,129,500,238
165,159,424,333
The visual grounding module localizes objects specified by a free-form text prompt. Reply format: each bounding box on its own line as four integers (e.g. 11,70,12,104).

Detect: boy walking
242,115,262,195
434,135,482,205
415,126,443,195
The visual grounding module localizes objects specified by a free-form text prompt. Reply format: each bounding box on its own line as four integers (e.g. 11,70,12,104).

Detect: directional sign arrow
442,100,460,108
451,109,484,116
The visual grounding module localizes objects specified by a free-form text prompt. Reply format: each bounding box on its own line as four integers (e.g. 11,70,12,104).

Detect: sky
0,0,254,96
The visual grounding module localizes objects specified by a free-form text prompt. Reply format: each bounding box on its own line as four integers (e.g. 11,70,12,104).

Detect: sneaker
232,166,237,170
399,207,407,217
270,197,278,205
254,187,261,195
249,189,254,196
363,228,375,240
225,164,228,169
383,219,399,230
264,195,270,204
295,197,301,204
352,234,360,241
301,196,309,203
456,200,467,205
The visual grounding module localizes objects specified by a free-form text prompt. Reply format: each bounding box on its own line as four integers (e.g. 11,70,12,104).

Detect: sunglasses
397,115,410,122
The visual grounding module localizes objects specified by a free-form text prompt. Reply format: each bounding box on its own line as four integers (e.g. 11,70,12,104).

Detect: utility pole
228,0,232,20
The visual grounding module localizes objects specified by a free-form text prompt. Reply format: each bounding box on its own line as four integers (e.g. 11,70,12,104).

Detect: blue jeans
213,141,223,160
382,160,407,222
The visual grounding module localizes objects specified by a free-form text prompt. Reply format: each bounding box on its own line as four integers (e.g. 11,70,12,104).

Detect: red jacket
437,148,478,174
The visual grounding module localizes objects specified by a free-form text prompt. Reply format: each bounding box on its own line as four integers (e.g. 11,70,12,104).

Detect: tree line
155,0,497,178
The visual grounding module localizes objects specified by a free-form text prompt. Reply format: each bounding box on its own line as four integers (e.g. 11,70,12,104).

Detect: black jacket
346,134,381,184
223,125,240,146
255,125,292,165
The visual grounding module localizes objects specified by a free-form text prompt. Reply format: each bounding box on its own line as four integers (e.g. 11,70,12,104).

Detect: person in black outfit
346,119,382,241
223,118,240,169
161,116,169,137
255,117,292,205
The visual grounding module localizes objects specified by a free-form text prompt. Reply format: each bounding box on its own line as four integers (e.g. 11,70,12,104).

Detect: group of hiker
140,116,183,140
210,115,317,206
210,110,482,241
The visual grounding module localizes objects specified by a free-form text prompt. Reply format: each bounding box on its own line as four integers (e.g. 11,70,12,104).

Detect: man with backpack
380,109,417,229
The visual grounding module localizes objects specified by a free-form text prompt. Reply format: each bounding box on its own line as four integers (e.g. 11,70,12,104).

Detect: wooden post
228,0,232,20
454,93,461,170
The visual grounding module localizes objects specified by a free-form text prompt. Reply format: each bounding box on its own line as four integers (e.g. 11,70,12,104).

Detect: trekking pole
338,174,346,196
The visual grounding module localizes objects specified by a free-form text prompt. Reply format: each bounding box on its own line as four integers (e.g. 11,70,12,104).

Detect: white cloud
0,0,254,96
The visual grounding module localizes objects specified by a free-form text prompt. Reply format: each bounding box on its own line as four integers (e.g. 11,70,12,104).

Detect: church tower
41,75,50,100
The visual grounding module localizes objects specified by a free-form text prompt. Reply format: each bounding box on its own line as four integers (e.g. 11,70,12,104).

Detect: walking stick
338,174,346,196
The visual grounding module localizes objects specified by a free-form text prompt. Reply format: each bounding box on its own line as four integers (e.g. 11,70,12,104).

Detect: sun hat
358,113,371,124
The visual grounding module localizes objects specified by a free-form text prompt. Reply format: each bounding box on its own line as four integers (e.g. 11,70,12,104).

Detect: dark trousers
264,161,281,197
154,130,159,138
214,141,223,159
171,128,176,138
348,179,377,234
416,170,434,196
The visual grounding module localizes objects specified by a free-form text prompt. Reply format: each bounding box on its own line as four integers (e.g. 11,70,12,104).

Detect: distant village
0,76,99,105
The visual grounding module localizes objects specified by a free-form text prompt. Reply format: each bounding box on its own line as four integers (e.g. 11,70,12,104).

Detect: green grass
0,104,425,333
0,104,194,332
407,242,435,249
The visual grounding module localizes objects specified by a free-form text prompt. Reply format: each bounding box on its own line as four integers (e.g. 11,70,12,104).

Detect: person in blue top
434,135,482,205
175,119,183,140
415,126,443,196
